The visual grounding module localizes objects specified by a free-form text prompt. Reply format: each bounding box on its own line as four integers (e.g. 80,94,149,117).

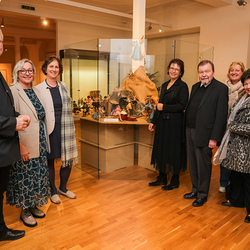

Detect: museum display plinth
80,116,155,173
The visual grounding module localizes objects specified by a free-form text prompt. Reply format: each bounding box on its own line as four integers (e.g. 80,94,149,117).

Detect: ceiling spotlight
41,17,48,26
1,18,4,28
146,23,152,31
237,0,247,6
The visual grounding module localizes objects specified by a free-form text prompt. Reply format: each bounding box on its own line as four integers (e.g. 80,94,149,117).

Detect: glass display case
60,38,213,179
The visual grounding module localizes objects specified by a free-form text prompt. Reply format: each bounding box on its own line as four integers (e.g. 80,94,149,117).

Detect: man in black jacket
184,60,228,207
0,29,30,241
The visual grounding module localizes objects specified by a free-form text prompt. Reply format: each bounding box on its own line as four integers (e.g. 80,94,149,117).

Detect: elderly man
0,29,30,241
184,60,228,207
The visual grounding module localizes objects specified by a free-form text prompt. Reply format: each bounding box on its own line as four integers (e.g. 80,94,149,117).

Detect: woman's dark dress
47,86,62,159
151,78,189,174
6,89,50,209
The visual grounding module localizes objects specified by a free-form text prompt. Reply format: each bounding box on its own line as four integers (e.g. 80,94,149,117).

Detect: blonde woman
6,59,50,227
219,62,246,193
225,62,246,115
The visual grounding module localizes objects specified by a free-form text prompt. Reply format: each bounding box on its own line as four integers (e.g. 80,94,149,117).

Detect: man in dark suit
184,60,228,207
0,29,30,241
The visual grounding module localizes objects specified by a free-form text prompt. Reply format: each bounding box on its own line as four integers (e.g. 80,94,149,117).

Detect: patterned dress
6,89,50,209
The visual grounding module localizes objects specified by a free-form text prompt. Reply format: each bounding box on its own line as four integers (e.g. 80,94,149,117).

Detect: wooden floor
1,121,250,249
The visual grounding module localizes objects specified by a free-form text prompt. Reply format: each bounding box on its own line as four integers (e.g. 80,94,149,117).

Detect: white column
132,0,145,73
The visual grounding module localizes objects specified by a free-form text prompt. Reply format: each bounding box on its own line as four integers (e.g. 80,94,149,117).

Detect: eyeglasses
19,69,34,75
169,67,180,72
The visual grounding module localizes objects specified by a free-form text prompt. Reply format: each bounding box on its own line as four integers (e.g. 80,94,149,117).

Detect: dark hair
167,58,184,78
197,60,214,72
41,56,63,76
241,68,250,86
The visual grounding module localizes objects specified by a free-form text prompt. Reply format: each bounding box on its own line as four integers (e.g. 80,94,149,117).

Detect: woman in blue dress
6,59,50,227
35,56,78,204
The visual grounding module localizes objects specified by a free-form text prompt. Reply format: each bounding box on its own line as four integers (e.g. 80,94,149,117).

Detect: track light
1,18,4,28
237,0,247,6
146,23,152,31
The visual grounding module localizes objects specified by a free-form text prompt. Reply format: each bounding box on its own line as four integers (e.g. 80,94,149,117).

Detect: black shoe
161,184,179,191
148,175,167,187
183,192,197,199
0,229,25,241
192,197,207,207
244,214,250,223
222,201,232,207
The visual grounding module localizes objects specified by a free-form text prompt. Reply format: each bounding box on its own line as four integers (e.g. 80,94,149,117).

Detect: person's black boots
161,174,179,191
148,173,167,186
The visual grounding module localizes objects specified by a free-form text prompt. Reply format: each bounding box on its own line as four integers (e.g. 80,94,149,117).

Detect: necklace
45,79,59,88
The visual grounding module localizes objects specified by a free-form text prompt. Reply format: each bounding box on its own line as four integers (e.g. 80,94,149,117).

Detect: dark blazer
0,72,21,167
152,78,189,124
185,77,228,147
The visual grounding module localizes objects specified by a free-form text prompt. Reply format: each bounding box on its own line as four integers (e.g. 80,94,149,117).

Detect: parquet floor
1,120,250,250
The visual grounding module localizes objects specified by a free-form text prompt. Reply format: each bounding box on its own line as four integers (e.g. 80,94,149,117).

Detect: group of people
149,58,250,223
0,29,78,241
0,26,249,243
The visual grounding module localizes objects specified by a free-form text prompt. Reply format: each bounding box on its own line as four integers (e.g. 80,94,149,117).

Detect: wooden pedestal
80,116,155,173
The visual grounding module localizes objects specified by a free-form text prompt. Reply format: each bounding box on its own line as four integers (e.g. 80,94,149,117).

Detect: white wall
147,2,250,83
57,20,131,52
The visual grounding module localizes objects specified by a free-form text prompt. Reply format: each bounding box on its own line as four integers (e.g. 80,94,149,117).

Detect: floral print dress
6,89,50,209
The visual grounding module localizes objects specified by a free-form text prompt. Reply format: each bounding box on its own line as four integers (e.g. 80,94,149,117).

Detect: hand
208,139,217,148
157,103,163,111
20,142,29,162
148,123,154,131
16,115,31,131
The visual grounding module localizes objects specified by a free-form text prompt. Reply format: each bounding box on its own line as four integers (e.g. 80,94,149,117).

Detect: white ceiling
0,0,232,44
66,0,232,12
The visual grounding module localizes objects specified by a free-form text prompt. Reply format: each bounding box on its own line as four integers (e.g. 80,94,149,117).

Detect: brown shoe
30,206,45,218
20,209,37,227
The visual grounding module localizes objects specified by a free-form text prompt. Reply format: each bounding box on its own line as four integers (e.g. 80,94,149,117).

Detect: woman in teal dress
6,59,50,227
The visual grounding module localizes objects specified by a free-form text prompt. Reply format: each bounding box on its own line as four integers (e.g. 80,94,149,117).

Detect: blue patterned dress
6,89,50,209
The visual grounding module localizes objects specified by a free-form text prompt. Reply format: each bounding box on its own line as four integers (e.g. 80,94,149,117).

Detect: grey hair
12,59,36,86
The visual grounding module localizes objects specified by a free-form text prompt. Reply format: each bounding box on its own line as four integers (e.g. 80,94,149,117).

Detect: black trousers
0,165,10,234
228,170,250,214
186,128,212,199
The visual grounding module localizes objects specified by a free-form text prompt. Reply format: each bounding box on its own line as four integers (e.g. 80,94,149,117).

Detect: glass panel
62,38,213,180
61,40,100,178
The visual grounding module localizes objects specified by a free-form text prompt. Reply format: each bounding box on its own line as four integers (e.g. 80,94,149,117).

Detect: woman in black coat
148,58,189,190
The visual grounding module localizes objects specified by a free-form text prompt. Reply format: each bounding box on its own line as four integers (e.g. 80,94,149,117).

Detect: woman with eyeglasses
217,68,250,223
148,58,189,190
6,59,50,227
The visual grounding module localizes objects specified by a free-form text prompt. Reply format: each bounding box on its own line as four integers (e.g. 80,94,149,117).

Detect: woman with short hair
7,59,50,227
35,56,78,204
219,68,250,223
148,58,189,190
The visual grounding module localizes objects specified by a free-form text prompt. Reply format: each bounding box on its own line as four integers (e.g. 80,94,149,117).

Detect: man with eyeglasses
184,60,228,207
0,29,30,241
